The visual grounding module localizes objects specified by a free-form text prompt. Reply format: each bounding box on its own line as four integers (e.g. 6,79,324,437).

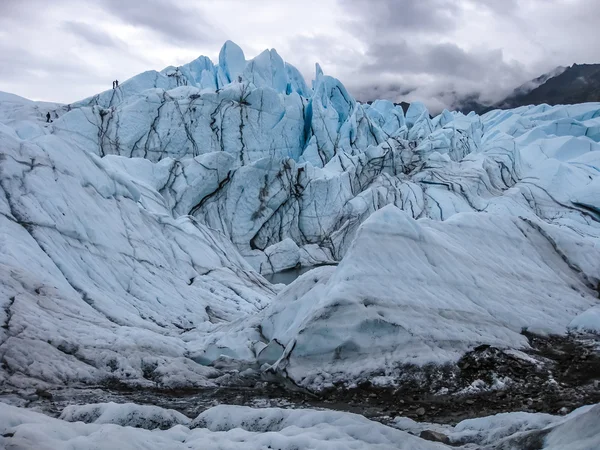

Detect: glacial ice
0,113,274,388
233,207,597,388
1,40,599,393
447,404,599,447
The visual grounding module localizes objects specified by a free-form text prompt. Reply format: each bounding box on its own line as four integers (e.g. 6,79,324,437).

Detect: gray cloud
0,40,94,81
362,41,507,80
62,21,122,48
283,34,364,80
349,39,527,108
0,35,112,102
96,0,219,45
0,0,179,102
0,0,46,25
1,0,599,109
0,0,32,17
333,0,593,111
341,0,459,33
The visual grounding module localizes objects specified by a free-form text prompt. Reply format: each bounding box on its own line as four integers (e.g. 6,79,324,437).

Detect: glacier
1,41,600,444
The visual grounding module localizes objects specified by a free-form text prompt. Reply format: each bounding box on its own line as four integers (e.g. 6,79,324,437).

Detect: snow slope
0,121,274,388
0,91,67,141
1,41,599,390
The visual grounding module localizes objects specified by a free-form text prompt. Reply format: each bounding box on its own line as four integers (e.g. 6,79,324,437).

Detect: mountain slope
508,65,567,98
459,64,600,113
496,63,600,109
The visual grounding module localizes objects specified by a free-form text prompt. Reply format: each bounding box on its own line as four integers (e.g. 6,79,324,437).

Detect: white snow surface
0,402,447,450
1,41,600,390
2,401,600,449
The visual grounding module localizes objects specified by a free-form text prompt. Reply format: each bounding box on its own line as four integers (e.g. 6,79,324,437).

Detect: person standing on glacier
115,79,119,88
46,112,51,123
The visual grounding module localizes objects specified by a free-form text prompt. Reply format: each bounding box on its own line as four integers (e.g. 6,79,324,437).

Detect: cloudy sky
1,0,599,111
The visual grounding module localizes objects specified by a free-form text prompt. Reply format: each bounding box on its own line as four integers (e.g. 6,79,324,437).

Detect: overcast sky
1,0,599,111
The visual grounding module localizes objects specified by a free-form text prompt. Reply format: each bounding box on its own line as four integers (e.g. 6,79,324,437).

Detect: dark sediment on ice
3,332,599,426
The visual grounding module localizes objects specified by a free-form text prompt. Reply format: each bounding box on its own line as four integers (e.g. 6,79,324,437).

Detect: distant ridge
458,63,600,114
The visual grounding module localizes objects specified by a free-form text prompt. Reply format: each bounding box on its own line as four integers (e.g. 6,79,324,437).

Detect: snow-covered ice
2,401,599,449
458,404,600,449
0,402,448,450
